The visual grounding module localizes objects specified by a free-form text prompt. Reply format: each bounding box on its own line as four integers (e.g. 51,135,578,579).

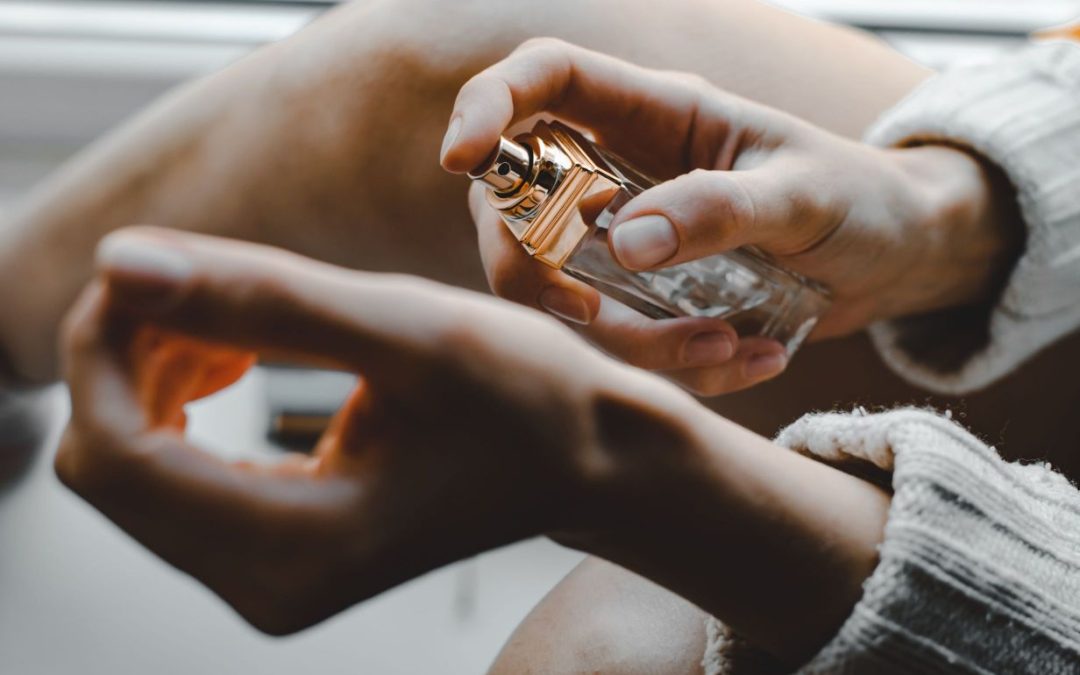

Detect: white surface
0,0,1052,157
767,0,1080,32
0,1,321,149
0,1,318,45
0,377,585,675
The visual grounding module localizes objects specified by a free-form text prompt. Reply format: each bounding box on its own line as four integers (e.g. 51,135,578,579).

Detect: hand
54,227,692,634
442,39,1021,396
57,228,891,663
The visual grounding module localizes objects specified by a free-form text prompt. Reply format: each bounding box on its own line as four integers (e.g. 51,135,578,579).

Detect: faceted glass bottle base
563,224,829,355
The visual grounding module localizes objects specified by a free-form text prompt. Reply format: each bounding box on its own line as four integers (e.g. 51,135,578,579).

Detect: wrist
558,384,890,665
889,144,1024,319
552,367,707,537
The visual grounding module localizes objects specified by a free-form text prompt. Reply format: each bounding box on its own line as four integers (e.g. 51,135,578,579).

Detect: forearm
561,375,889,667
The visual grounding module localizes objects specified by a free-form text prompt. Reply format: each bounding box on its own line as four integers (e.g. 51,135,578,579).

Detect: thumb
607,168,811,270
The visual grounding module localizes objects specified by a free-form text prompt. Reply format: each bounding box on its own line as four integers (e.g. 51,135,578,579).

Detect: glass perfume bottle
469,120,830,356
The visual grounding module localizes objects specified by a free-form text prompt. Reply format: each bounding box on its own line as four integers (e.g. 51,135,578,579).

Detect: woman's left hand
444,39,1022,396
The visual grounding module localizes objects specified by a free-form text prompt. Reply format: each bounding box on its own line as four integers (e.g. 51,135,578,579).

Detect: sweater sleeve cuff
865,42,1080,395
781,408,1080,674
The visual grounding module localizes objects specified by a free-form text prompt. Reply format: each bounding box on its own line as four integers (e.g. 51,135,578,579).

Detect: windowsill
0,1,324,151
0,0,1070,199
0,1,321,46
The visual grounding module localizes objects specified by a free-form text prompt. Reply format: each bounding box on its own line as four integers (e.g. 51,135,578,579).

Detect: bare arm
0,0,927,384
57,228,888,667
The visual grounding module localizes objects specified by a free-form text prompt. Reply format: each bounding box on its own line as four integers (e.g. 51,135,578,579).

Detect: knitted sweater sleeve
703,408,1080,674
865,42,1080,395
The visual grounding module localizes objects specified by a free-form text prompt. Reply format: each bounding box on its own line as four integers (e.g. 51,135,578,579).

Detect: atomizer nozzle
468,136,532,194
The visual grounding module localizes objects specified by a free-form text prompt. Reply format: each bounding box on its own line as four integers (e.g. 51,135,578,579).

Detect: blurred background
1,2,1078,674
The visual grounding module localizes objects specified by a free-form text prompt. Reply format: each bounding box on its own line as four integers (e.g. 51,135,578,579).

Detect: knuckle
232,593,312,637
220,271,284,309
458,70,498,102
612,344,663,371
202,270,300,330
220,529,345,636
430,305,502,363
682,170,755,244
722,174,757,234
52,430,84,490
245,613,299,638
53,424,122,496
60,309,98,361
671,369,730,397
484,256,529,301
669,70,711,94
596,331,672,371
515,36,570,58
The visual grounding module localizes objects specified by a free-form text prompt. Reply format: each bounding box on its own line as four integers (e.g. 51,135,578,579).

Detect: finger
60,281,145,441
94,227,463,390
57,280,352,552
58,284,244,506
470,183,601,325
661,337,788,397
441,38,712,177
58,274,376,637
573,296,738,371
607,167,826,271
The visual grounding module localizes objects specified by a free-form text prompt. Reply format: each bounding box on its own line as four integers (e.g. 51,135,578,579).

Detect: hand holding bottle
441,39,1021,396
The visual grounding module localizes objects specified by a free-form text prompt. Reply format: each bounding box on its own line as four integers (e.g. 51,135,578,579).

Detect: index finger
441,38,708,177
93,227,470,392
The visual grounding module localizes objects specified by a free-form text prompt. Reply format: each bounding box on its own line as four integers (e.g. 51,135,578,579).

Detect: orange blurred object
1035,21,1080,41
129,325,255,430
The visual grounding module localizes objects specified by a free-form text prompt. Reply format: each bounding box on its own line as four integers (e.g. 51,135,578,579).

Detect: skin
5,0,1059,465
57,227,890,668
0,0,1055,671
488,557,716,675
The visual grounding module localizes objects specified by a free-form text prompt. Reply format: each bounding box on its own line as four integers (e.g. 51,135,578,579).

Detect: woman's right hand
442,39,1022,396
56,228,892,666
53,226,703,634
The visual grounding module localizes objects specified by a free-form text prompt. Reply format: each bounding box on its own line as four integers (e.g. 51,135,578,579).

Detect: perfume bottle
469,120,830,356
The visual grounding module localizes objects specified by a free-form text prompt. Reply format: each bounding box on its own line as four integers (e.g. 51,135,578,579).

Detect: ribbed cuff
865,42,1080,395
783,409,1080,674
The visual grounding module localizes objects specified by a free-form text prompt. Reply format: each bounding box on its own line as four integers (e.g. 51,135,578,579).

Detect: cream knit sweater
705,41,1080,674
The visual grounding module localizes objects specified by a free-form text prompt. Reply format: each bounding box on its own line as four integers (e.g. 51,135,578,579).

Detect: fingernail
440,116,462,164
744,352,787,380
683,332,734,366
97,234,192,288
611,215,679,269
539,287,591,325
